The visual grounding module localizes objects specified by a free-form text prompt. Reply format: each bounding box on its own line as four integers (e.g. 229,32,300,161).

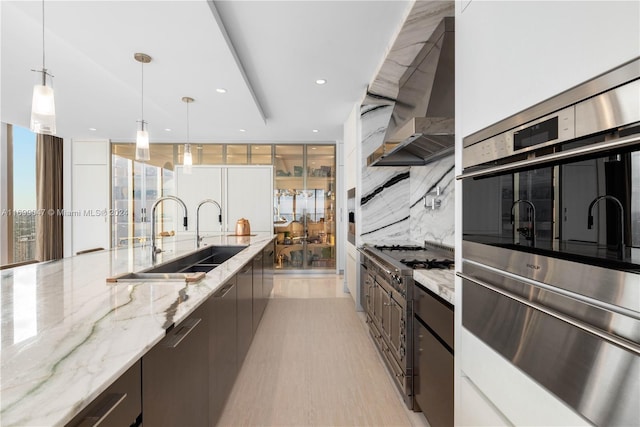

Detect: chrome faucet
196,199,223,248
587,195,625,260
511,199,536,247
151,196,188,261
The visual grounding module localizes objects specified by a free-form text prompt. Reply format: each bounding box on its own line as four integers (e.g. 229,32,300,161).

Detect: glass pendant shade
134,53,152,162
30,74,56,135
183,144,193,174
136,124,150,161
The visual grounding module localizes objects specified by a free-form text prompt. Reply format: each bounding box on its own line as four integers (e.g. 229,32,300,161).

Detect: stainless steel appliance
359,243,454,409
368,17,455,167
460,58,640,426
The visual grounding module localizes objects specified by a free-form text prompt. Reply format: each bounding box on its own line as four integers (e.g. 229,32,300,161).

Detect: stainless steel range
358,242,454,409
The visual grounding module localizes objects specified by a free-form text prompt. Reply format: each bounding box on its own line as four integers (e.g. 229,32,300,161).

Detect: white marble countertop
0,232,275,427
413,268,455,306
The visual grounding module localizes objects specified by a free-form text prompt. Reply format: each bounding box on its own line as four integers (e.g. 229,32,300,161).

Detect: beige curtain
36,134,64,261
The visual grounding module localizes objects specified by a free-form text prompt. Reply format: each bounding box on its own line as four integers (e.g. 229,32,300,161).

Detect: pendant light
182,96,194,174
30,0,56,135
134,53,152,161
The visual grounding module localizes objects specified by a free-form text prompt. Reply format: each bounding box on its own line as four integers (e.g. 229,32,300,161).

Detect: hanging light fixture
182,96,194,174
30,0,56,135
134,53,152,161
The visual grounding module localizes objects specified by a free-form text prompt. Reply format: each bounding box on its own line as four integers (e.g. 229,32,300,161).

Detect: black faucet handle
183,216,188,229
218,214,223,224
587,214,594,229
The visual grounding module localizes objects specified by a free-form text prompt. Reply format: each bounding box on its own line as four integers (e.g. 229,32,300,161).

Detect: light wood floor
217,274,428,427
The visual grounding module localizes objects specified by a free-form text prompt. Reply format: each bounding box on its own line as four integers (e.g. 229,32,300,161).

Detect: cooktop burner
400,259,455,270
369,245,454,270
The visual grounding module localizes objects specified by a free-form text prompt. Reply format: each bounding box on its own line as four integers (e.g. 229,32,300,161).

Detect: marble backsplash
359,104,455,247
410,155,455,247
360,104,410,245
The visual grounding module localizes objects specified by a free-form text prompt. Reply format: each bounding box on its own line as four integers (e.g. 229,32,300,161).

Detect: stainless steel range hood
368,17,455,167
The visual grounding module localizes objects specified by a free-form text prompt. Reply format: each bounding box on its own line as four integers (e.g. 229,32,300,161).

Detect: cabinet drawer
414,283,454,350
66,360,141,427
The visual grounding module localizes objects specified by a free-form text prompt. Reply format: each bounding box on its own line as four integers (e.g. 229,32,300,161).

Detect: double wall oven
359,244,454,410
460,58,640,426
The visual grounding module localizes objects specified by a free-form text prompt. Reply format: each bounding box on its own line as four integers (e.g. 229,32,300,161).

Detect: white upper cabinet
226,167,273,233
174,165,273,235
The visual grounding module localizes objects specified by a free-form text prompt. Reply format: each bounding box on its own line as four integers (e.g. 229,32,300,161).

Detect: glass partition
274,145,335,270
111,142,336,270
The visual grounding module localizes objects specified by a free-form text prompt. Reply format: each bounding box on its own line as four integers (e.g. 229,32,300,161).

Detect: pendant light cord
186,100,190,143
140,60,144,127
42,0,45,69
41,0,46,84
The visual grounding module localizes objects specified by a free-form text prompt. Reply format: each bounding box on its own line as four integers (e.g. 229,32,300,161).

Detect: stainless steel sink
107,245,246,283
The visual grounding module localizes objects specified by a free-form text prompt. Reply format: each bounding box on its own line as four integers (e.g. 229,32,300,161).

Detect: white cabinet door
73,165,109,252
226,167,273,232
174,166,223,235
72,140,110,254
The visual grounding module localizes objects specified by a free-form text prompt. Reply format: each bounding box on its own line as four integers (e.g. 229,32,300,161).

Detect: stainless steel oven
460,58,640,426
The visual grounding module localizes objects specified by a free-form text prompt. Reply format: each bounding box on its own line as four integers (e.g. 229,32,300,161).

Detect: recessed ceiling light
164,128,172,132
312,129,319,133
311,147,317,150
89,127,97,131
216,88,227,93
316,79,327,85
239,129,246,133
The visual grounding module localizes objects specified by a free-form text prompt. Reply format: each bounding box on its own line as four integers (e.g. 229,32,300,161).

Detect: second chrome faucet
196,199,223,248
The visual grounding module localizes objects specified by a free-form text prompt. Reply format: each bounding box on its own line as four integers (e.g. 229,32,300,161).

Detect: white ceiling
1,0,413,144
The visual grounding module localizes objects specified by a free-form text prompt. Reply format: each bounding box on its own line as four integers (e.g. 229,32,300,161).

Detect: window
12,126,37,263
1,125,37,266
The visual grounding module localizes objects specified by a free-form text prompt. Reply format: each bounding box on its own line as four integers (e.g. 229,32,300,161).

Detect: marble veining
410,154,455,247
360,104,393,159
413,268,455,306
360,104,411,245
0,233,274,426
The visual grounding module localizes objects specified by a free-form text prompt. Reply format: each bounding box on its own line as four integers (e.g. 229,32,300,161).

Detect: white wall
343,103,361,306
457,0,640,139
455,1,640,425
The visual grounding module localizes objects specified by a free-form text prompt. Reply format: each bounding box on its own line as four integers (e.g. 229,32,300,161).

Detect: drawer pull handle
166,318,202,349
77,393,127,427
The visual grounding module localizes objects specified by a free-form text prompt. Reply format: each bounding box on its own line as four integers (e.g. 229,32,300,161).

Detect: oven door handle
457,272,640,355
456,133,640,180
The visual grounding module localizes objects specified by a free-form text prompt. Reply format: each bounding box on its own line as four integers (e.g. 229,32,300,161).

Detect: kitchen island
0,233,275,426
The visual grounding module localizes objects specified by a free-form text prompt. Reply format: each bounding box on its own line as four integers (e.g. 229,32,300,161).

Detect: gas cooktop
371,244,454,270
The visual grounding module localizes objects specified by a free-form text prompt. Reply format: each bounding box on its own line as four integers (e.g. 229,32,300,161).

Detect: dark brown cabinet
252,252,264,333
237,262,253,366
65,360,141,427
210,277,237,425
142,305,209,427
262,243,274,300
413,283,454,427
